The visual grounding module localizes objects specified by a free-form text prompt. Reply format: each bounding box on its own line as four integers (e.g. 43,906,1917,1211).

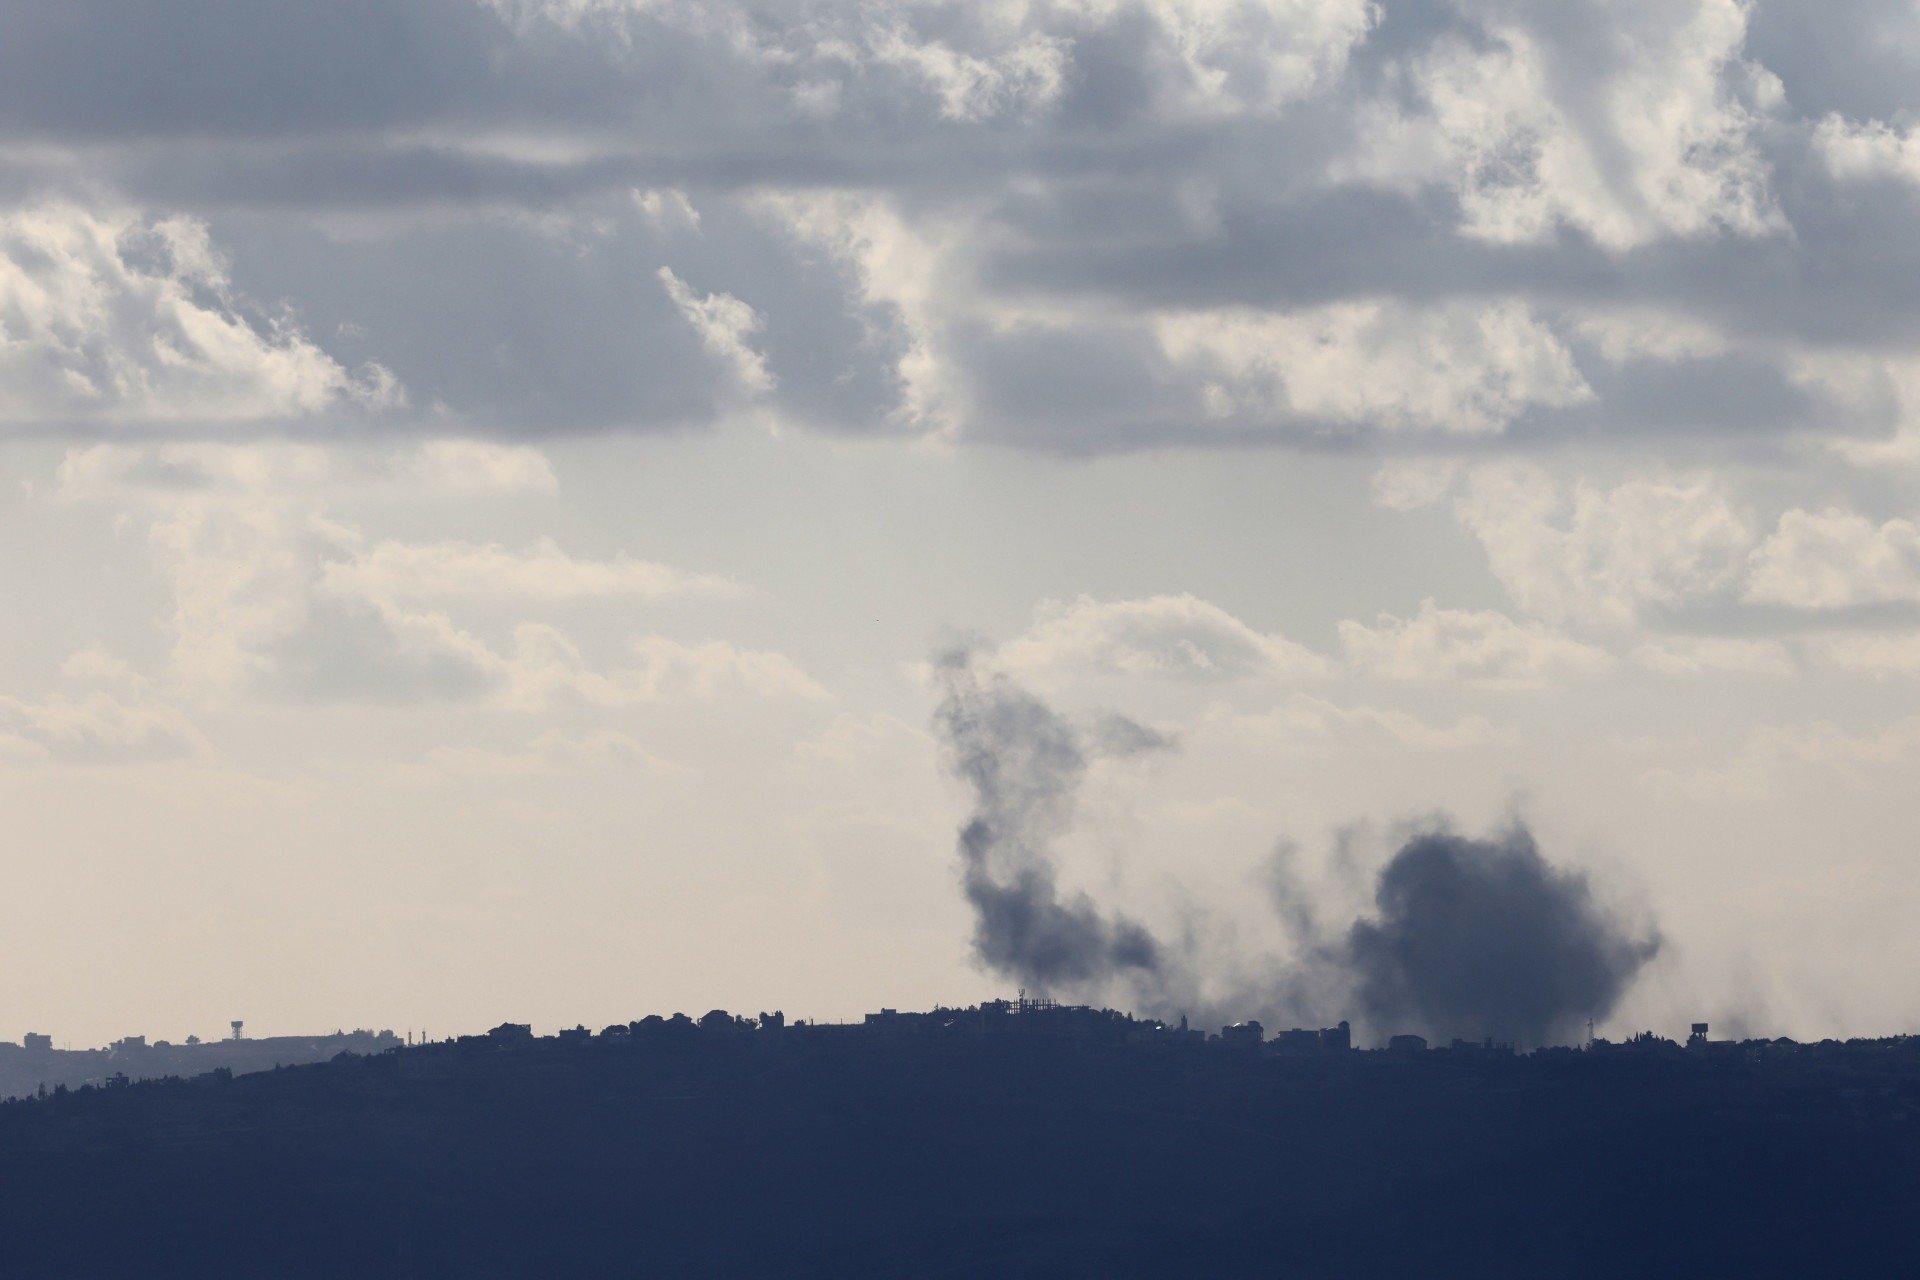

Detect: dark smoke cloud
932,648,1166,992
1344,827,1661,1047
933,657,1661,1045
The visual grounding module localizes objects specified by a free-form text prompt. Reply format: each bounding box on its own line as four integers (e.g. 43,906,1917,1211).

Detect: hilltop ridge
3,998,1917,1277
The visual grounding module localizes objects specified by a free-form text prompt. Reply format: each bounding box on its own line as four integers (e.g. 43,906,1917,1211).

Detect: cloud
1631,636,1795,676
1154,299,1592,436
508,632,829,706
1341,0,1781,250
1203,695,1516,752
1801,630,1920,678
421,728,689,778
320,537,743,604
56,440,557,500
996,594,1328,683
1339,599,1615,686
1448,464,1753,630
56,441,810,709
1746,508,1920,609
0,0,1918,458
387,440,558,495
658,266,775,397
0,648,206,765
1815,114,1920,185
0,204,395,429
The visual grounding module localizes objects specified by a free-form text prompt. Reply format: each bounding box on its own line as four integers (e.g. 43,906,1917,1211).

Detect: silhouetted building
22,1034,50,1054
1388,1034,1428,1054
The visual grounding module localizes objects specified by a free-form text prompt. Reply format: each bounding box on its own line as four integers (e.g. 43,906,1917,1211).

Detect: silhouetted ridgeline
0,1027,401,1101
3,999,1919,1278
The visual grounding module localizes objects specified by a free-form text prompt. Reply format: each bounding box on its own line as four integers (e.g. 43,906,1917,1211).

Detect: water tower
230,1020,245,1041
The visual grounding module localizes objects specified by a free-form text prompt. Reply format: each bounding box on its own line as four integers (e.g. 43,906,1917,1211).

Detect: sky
4,0,1920,1047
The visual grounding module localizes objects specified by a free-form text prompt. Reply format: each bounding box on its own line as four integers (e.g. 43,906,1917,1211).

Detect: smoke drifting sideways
932,653,1662,1047
932,649,1167,990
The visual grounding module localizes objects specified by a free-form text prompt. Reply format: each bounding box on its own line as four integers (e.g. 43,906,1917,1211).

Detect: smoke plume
932,655,1661,1045
1343,827,1661,1047
932,648,1166,991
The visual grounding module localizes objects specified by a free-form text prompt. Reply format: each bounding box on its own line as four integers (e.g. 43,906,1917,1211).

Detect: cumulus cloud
0,648,205,765
1815,114,1920,185
1342,0,1782,250
1155,299,1591,436
55,441,811,709
388,440,559,495
1632,636,1795,677
1447,464,1753,630
422,728,689,778
320,537,743,604
1339,599,1615,686
996,594,1327,683
1746,509,1920,609
0,0,1913,458
0,205,395,429
56,440,557,500
658,266,775,397
1202,695,1515,752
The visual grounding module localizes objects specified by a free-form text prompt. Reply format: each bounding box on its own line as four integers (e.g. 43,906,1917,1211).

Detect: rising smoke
932,648,1167,990
1343,827,1662,1047
932,653,1662,1045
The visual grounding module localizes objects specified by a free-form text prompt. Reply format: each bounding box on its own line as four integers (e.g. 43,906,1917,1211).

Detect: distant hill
0,1029,402,1100
1,1010,1916,1277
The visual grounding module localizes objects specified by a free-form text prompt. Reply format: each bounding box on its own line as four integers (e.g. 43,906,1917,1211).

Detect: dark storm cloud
6,0,1920,448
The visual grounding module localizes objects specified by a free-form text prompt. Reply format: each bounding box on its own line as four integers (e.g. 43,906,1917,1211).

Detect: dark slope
1,1033,1916,1278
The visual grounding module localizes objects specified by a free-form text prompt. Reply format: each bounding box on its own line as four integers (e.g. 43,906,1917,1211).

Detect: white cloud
1339,598,1614,686
499,0,1375,120
1155,299,1591,436
1342,0,1782,250
1571,307,1734,365
1802,631,1920,679
996,593,1328,682
1631,636,1795,677
0,648,205,765
388,440,559,495
0,204,397,427
658,266,775,397
1130,0,1379,116
1449,464,1753,629
320,537,743,604
506,629,829,706
863,15,1068,122
1745,509,1920,609
1370,459,1463,513
56,440,559,500
1814,114,1920,186
57,442,804,708
422,729,689,778
1204,694,1516,752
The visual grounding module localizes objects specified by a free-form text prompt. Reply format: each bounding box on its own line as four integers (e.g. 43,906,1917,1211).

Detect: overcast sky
5,0,1920,1045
